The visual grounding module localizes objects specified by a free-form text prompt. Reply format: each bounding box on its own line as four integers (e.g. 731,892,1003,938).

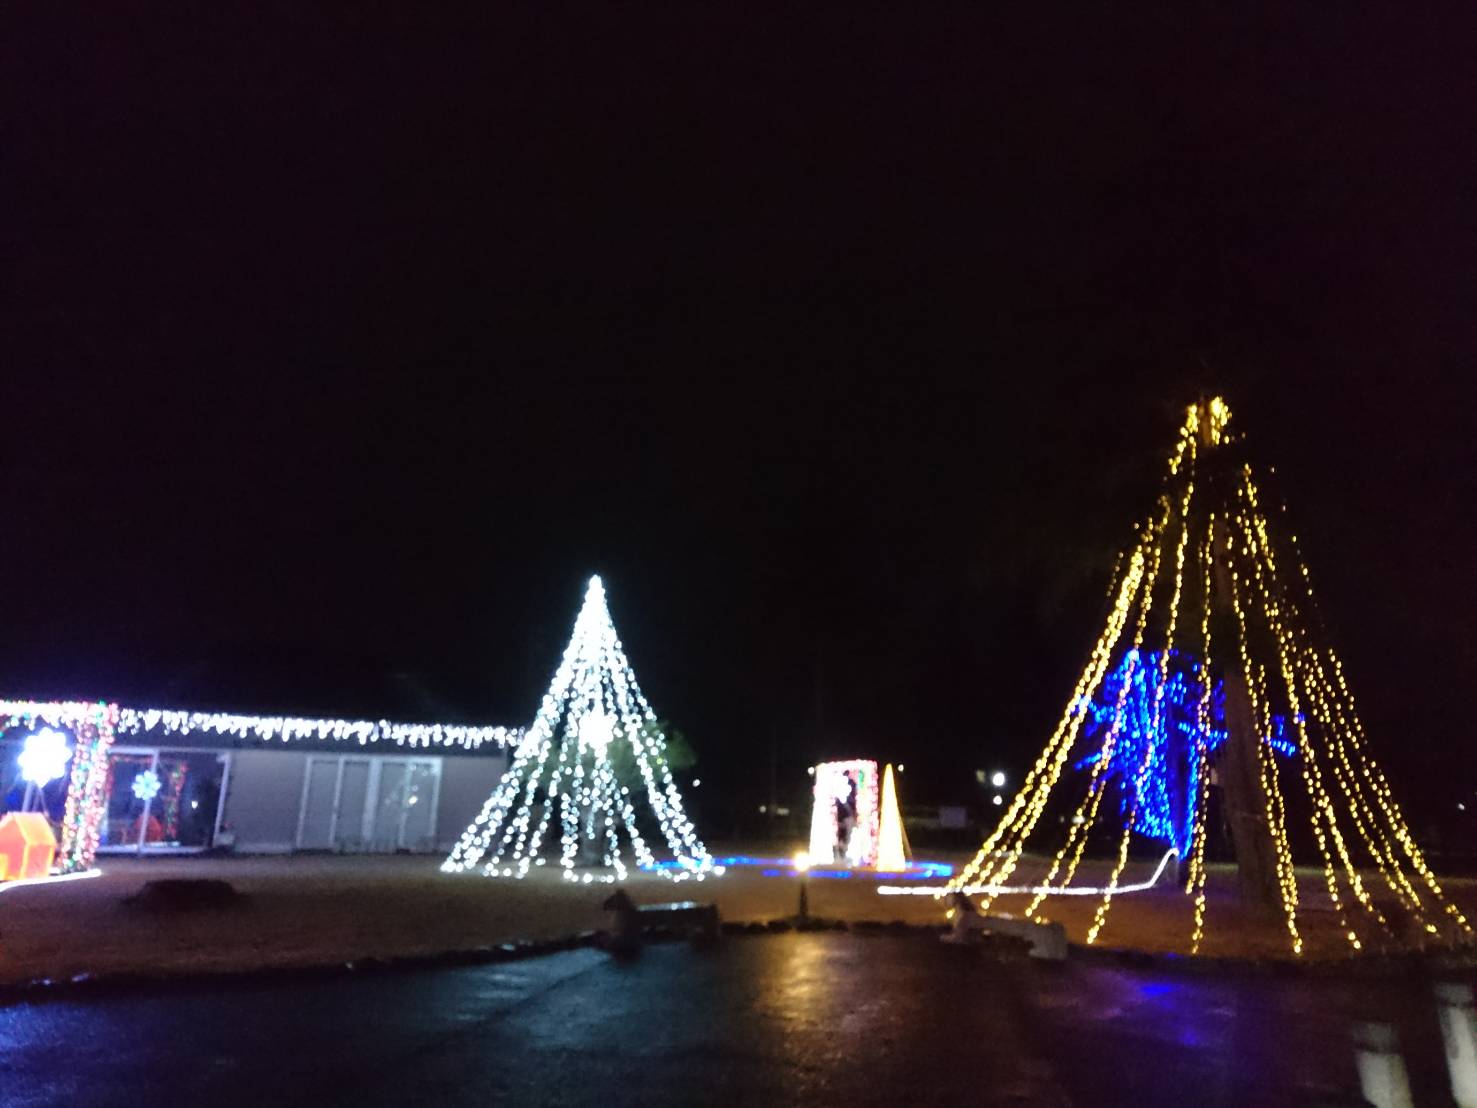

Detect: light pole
793,850,811,921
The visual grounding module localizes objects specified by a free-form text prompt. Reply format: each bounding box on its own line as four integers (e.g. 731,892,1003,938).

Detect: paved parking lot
4,931,1472,1107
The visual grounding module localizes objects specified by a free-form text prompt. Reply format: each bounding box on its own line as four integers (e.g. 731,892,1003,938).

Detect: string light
880,849,1178,898
1069,648,1296,859
114,708,518,751
1186,513,1216,951
876,764,908,871
932,398,1472,955
442,576,713,883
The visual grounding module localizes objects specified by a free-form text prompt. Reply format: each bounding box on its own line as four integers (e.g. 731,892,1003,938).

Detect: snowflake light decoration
131,769,162,802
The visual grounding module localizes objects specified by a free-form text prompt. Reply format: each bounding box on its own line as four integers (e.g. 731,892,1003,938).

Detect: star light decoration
18,728,73,786
443,576,714,883
934,398,1471,955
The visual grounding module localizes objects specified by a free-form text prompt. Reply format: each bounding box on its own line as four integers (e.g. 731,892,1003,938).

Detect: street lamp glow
990,770,1006,788
792,850,811,873
992,794,1003,806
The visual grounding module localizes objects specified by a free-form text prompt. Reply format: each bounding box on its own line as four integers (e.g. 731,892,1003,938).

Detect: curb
0,917,951,1006
2,917,1468,1005
0,931,605,1007
1066,939,1477,979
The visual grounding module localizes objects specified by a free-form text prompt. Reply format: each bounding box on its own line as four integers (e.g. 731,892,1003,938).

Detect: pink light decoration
807,759,880,866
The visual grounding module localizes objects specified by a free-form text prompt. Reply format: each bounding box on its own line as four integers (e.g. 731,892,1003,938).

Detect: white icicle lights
442,576,714,883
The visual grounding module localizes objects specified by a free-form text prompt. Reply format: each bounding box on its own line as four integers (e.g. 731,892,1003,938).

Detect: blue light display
1072,649,1298,856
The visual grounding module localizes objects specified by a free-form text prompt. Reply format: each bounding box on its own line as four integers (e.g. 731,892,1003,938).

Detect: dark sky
3,8,1474,819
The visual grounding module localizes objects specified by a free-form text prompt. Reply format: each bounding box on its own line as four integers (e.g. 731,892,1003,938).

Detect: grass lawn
1,846,1472,987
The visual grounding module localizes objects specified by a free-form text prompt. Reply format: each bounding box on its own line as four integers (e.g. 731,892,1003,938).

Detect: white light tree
443,576,714,883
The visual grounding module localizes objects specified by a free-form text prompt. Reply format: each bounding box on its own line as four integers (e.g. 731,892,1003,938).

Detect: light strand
442,576,713,883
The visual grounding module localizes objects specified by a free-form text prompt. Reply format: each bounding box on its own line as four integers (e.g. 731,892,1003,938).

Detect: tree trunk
1218,668,1283,916
1209,519,1281,916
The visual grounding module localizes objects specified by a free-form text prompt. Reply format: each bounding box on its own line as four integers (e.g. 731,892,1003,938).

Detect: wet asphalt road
1,932,1472,1108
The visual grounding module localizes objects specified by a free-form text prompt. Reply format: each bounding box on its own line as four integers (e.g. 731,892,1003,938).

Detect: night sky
3,9,1474,825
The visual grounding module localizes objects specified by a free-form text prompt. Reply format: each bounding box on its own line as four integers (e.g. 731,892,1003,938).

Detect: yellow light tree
875,764,908,871
945,398,1470,955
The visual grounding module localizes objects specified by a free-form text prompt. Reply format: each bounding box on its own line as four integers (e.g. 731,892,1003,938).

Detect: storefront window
99,749,226,852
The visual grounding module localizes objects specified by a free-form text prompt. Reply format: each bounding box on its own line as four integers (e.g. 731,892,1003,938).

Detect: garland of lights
926,398,1471,955
443,576,713,883
114,708,518,750
5,703,519,753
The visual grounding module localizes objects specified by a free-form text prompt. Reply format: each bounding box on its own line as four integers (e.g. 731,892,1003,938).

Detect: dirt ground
1,846,1473,986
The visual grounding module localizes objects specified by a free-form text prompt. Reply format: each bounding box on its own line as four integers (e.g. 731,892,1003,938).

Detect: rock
123,879,244,912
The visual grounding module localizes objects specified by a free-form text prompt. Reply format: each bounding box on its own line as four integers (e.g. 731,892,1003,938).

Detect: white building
0,699,515,860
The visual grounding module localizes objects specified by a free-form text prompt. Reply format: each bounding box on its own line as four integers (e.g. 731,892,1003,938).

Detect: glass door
101,753,154,850
298,758,339,849
370,761,409,850
334,760,371,850
401,762,438,850
150,752,225,848
295,756,441,853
